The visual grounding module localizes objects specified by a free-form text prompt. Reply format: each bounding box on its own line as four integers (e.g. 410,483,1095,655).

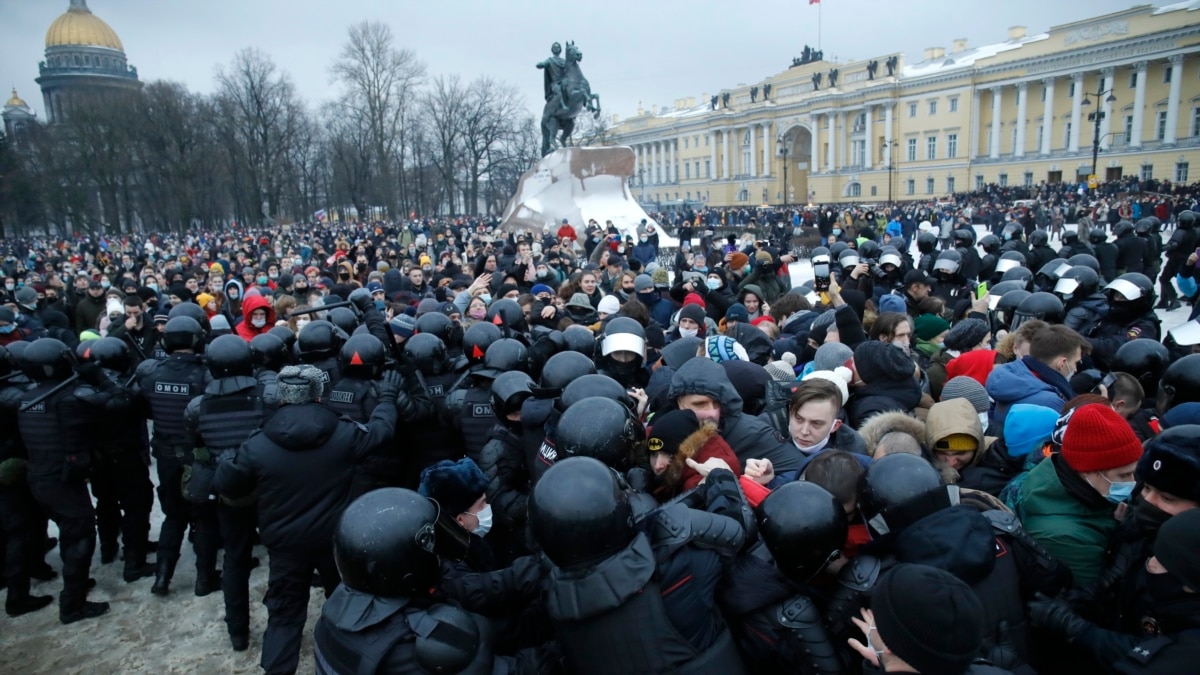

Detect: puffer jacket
924,398,994,484
1012,454,1118,586
668,358,797,472
986,357,1072,427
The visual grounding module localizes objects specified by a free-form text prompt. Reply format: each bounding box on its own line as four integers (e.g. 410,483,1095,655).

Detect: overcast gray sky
3,0,1145,123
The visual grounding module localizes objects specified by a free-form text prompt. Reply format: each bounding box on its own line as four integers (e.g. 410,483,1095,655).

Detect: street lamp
777,137,789,207
1081,84,1118,188
885,140,899,205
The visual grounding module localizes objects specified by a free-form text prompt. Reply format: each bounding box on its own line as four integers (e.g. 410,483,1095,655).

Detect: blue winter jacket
986,356,1073,427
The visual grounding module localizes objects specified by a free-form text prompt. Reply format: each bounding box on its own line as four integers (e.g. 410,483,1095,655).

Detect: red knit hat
683,292,707,309
945,349,997,387
751,315,776,326
1060,404,1143,473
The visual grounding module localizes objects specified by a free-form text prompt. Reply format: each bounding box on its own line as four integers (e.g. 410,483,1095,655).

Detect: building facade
609,3,1200,206
35,0,141,123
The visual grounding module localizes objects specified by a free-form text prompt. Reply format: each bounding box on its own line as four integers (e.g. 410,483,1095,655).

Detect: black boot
99,540,119,565
30,564,57,582
194,569,222,597
123,549,155,583
151,556,177,596
230,631,250,652
6,594,53,617
60,600,110,624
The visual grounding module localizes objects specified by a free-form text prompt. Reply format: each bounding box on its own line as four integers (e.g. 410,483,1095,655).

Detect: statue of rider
537,42,569,113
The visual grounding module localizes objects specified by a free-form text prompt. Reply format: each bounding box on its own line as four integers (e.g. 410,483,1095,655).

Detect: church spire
69,0,90,12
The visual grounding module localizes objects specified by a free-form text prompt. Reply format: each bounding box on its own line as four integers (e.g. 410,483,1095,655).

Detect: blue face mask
0,324,15,334
257,276,268,285
832,228,842,236
1103,474,1135,504
479,294,491,305
374,299,386,310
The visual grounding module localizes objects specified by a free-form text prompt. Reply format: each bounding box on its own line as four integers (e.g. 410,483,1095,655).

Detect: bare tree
460,76,525,215
422,75,467,214
213,48,305,225
331,21,425,220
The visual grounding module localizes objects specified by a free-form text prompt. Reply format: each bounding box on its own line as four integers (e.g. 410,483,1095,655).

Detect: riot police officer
1082,273,1162,372
133,316,212,595
313,488,533,674
531,456,749,674
183,335,278,650
329,334,431,496
74,337,155,583
445,323,506,466
722,481,848,674
1158,210,1198,311
0,345,54,617
1091,227,1119,282
296,320,345,398
1112,220,1148,276
13,339,109,623
402,333,466,489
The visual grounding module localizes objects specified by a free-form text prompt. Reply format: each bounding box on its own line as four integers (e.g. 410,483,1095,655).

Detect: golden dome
6,89,28,108
45,1,124,52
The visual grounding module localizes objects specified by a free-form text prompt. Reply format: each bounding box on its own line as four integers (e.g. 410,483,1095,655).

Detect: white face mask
892,337,911,353
794,433,832,456
295,318,311,330
679,327,698,339
472,504,493,537
251,317,267,328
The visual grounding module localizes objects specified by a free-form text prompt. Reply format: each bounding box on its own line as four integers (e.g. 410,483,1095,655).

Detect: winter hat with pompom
803,367,854,404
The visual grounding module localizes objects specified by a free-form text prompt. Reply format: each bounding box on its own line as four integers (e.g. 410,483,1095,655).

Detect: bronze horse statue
540,41,601,156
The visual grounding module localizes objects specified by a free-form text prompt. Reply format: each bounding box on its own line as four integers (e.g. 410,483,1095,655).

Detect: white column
826,115,835,171
1099,68,1114,150
761,122,771,178
1069,71,1084,153
810,114,821,174
840,112,848,170
748,125,757,177
636,145,644,178
971,90,982,159
1130,62,1147,148
1040,78,1055,155
1014,82,1028,158
667,138,675,183
651,142,659,183
864,104,874,168
884,103,894,167
710,131,717,179
989,87,1003,159
722,129,730,179
1164,55,1184,144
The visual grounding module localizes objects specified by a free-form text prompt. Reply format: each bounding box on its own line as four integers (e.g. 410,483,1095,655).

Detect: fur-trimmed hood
656,421,742,499
857,410,928,457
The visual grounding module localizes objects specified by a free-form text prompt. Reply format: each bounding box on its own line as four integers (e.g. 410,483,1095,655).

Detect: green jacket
1013,455,1116,586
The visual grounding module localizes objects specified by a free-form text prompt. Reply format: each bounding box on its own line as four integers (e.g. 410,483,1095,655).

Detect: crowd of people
1,184,1200,674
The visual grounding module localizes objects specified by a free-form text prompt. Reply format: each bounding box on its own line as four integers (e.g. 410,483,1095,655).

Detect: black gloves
1028,594,1090,642
378,370,403,403
349,287,374,313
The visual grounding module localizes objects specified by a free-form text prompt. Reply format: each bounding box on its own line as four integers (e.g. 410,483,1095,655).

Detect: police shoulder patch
1126,327,1143,340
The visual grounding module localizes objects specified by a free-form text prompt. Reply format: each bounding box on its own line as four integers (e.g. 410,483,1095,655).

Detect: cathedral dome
45,0,124,52
5,89,28,108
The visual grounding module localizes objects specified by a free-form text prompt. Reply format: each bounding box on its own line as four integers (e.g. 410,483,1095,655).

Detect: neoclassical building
34,0,141,123
609,2,1200,206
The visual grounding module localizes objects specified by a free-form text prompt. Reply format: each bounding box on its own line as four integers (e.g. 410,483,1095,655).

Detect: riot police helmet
491,370,535,418
1011,292,1065,328
562,325,598,357
1029,229,1049,247
404,333,447,376
978,234,1001,254
297,320,344,362
168,302,211,335
994,250,1027,275
1158,354,1200,414
539,350,596,392
555,396,644,470
530,457,637,571
328,307,359,337
479,338,528,377
22,337,74,381
462,322,501,366
250,333,289,372
757,482,849,582
1113,339,1170,400
1067,254,1102,275
994,289,1032,328
560,374,634,412
163,316,205,353
339,334,387,380
416,312,454,345
1053,266,1100,301
859,454,943,534
207,334,254,378
917,232,938,254
933,249,961,274
334,488,442,597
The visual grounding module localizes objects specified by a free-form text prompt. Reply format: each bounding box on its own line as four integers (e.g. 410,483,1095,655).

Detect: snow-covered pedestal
499,146,675,245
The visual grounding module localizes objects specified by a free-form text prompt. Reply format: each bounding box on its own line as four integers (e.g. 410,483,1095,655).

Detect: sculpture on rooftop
886,56,898,77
